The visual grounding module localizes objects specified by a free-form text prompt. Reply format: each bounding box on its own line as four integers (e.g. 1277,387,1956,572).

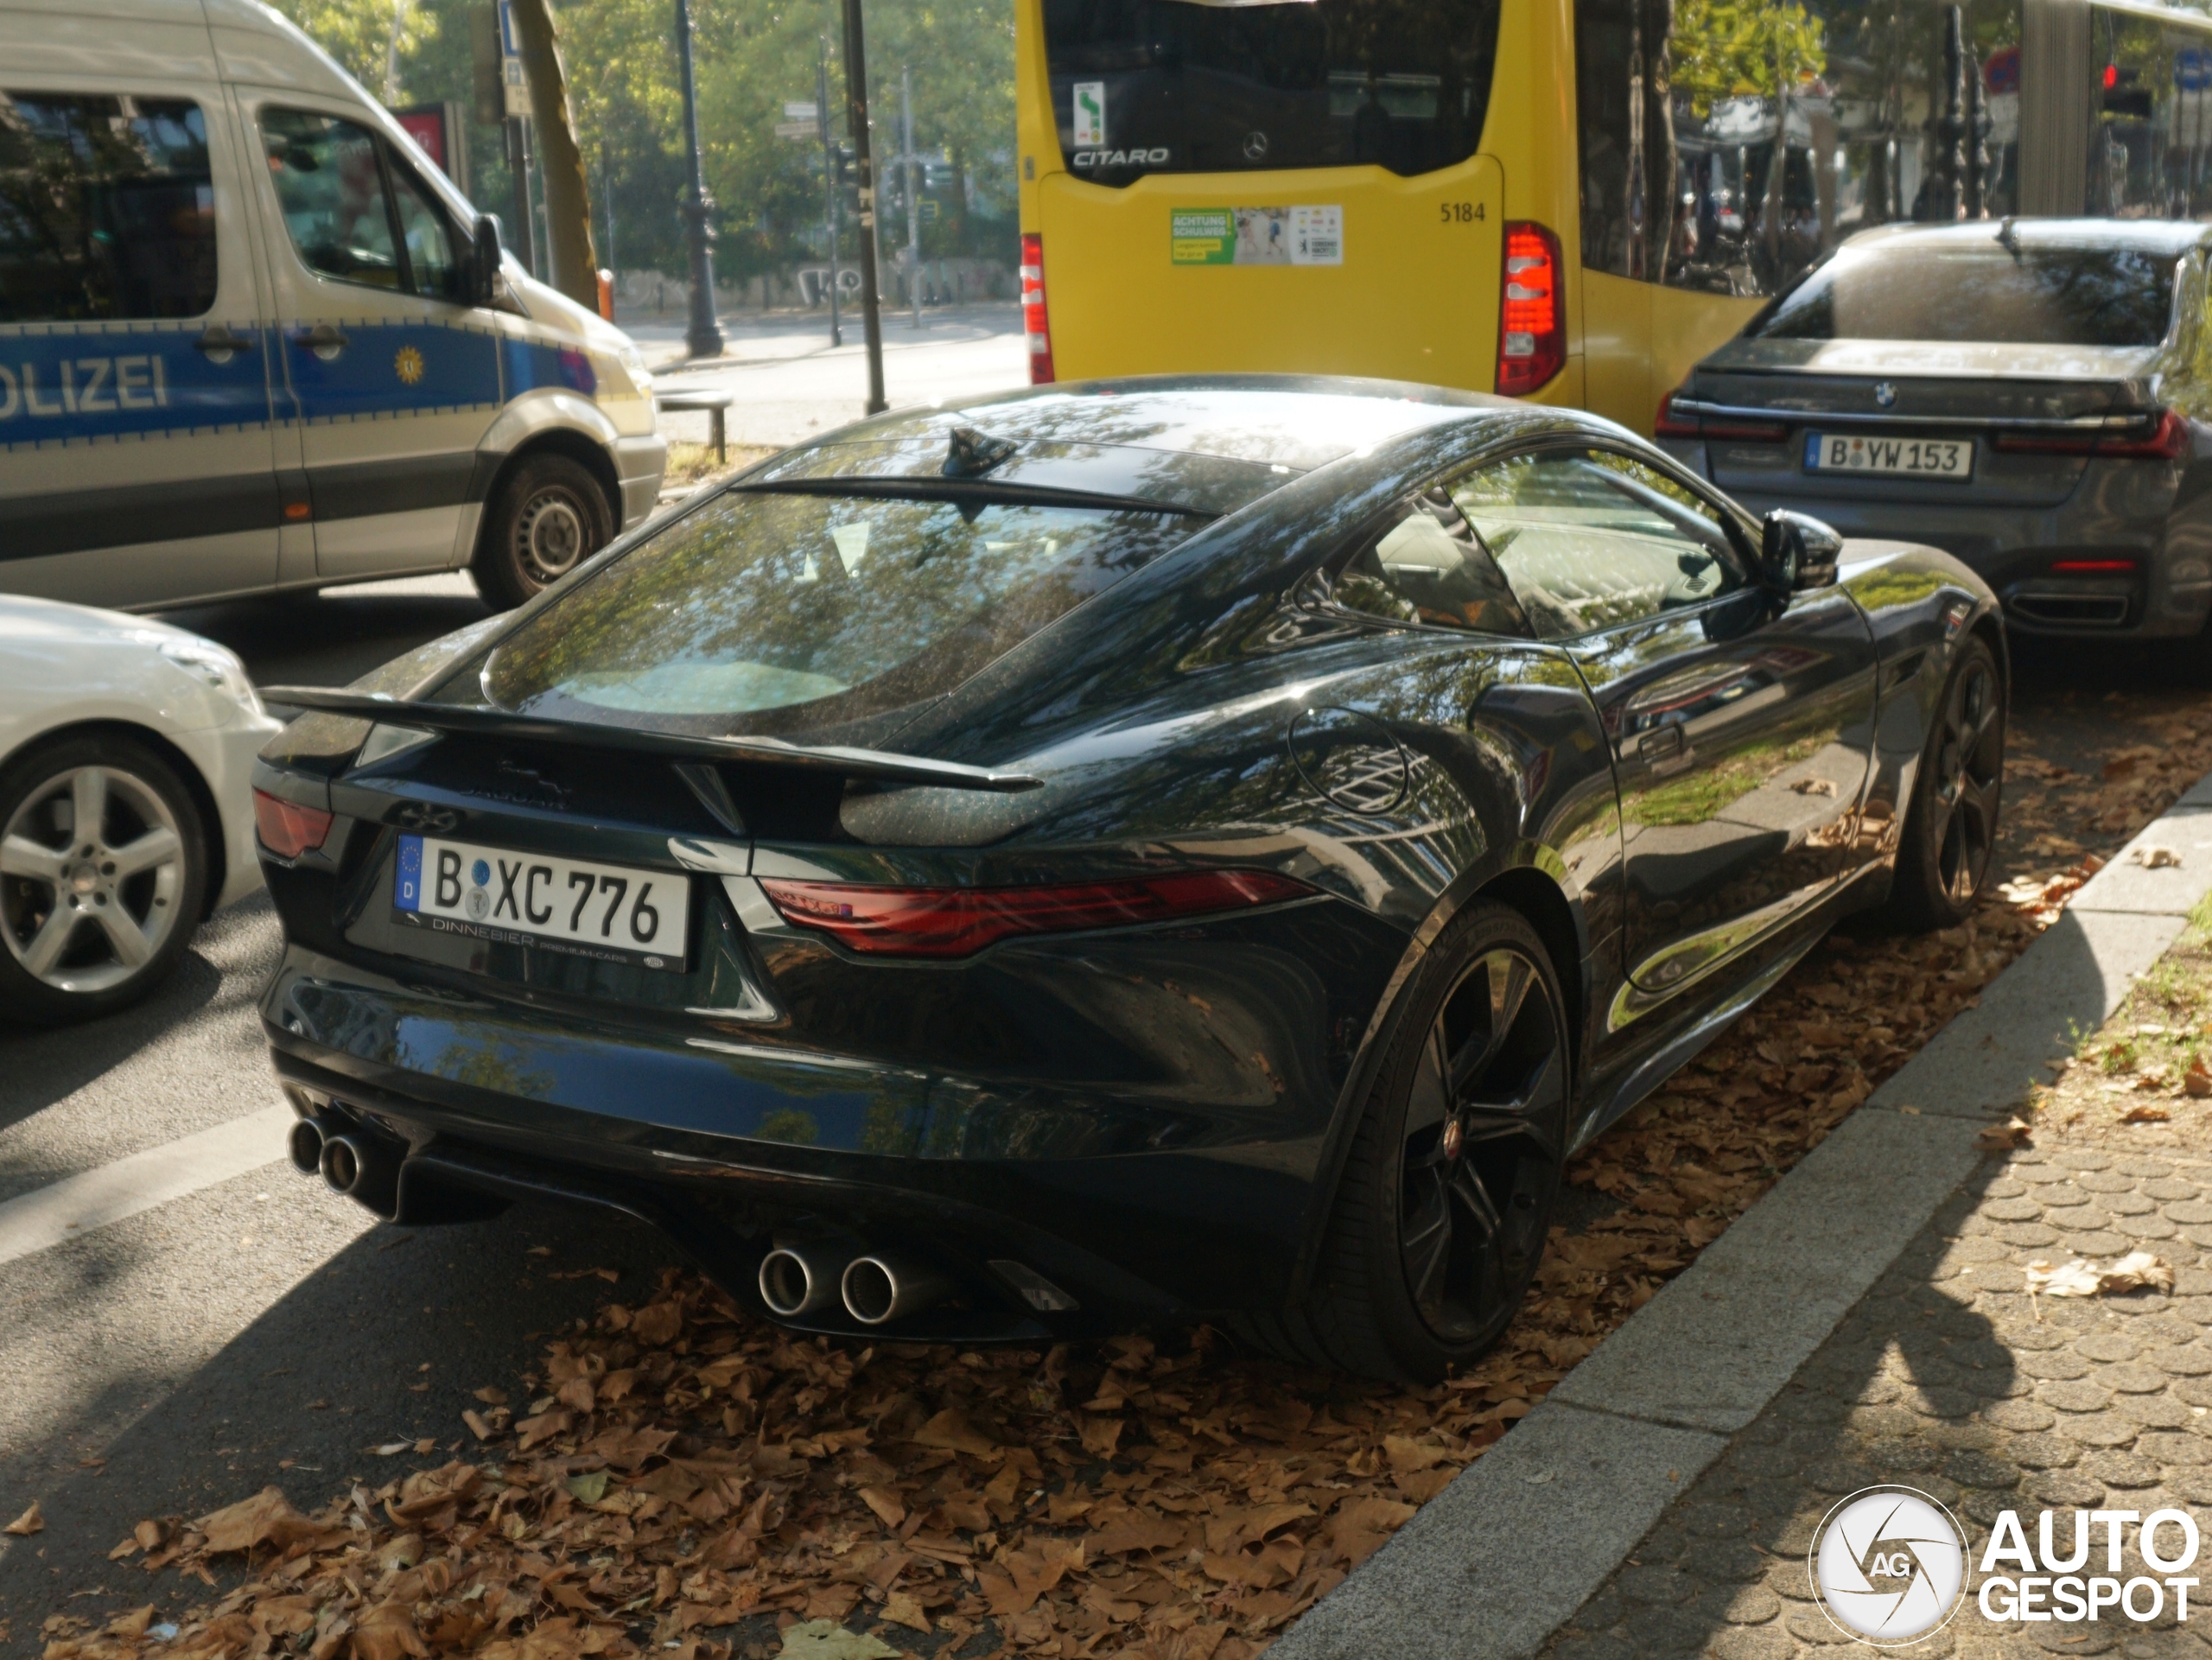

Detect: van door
0,81,280,607
238,94,501,582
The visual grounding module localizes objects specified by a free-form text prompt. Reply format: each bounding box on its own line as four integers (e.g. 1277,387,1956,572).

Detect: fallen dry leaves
2025,1250,2177,1301
35,690,2212,1660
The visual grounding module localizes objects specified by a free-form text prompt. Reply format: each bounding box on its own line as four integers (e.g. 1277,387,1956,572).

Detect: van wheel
0,734,208,1026
1237,903,1571,1383
473,454,613,609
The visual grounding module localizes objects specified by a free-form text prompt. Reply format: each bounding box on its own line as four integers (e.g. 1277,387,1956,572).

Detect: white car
0,596,278,1025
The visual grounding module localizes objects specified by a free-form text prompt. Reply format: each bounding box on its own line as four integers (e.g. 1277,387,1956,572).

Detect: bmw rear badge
1873,381,1898,407
1244,130,1269,160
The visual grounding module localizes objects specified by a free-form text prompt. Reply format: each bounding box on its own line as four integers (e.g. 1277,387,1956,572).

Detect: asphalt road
627,302,1027,450
0,564,2205,1643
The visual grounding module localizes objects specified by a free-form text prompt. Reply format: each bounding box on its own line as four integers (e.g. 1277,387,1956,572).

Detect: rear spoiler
260,687,1044,794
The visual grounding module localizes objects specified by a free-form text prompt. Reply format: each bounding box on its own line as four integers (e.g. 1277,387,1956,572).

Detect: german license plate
1805,432,1974,480
394,834,690,969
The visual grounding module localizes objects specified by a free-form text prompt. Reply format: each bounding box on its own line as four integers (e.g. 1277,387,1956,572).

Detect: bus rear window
1044,0,1501,186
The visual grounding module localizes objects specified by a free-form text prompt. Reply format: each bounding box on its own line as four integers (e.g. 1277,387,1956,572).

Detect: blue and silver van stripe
283,316,501,424
0,321,272,450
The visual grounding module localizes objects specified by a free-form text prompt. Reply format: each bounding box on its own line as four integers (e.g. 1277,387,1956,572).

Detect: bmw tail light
759,868,1313,957
1995,409,2189,459
254,788,333,858
1656,384,1785,443
1020,232,1055,385
1495,222,1565,398
2097,408,2190,460
1655,385,1701,439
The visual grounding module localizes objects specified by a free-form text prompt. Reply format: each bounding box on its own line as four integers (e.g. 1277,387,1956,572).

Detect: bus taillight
1496,223,1564,397
1021,233,1055,385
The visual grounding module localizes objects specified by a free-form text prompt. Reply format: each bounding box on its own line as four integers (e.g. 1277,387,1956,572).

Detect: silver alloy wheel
0,765,186,995
513,487,589,586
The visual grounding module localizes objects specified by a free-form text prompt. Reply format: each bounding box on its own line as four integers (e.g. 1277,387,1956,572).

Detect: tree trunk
507,0,598,307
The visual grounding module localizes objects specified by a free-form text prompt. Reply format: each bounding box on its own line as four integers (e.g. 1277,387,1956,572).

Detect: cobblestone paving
1544,1143,2212,1659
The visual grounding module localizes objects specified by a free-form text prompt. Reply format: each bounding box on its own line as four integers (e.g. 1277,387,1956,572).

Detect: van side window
0,92,217,322
262,110,459,301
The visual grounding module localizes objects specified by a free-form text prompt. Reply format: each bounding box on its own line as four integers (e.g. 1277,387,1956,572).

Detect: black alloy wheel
1240,902,1571,1383
1395,944,1567,1344
1885,634,2005,931
473,453,613,610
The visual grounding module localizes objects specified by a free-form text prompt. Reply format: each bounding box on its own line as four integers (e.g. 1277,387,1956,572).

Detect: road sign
785,101,819,121
775,121,817,139
499,0,531,117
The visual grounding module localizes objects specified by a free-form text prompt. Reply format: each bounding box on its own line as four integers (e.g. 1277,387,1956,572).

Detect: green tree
1671,0,1827,118
275,0,1018,282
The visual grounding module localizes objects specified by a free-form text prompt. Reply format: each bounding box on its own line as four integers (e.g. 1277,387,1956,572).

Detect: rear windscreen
480,491,1199,735
1751,242,2181,347
1045,0,1501,186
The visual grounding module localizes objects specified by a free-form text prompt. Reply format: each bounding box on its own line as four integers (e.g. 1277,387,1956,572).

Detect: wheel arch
471,429,624,565
1287,851,1591,1301
0,718,225,920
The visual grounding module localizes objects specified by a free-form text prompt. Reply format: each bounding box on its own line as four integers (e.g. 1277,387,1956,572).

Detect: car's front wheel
472,453,613,610
0,734,209,1025
1882,634,2005,931
1243,902,1571,1383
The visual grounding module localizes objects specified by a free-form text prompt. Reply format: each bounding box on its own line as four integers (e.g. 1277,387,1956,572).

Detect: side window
1448,449,1745,639
1332,487,1530,635
263,110,400,289
261,109,460,302
390,162,459,300
0,92,217,322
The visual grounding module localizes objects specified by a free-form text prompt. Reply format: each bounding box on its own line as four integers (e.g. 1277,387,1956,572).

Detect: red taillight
2100,408,2190,459
254,788,333,859
1655,386,1701,439
2050,558,2138,573
759,868,1313,957
1994,409,2189,459
1496,222,1565,398
1656,385,1785,443
1020,232,1054,385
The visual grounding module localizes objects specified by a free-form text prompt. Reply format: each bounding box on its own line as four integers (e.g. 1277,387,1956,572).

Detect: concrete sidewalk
1271,776,2212,1660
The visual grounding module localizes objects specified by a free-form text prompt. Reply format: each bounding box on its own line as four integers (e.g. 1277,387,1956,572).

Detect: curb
1270,774,2212,1660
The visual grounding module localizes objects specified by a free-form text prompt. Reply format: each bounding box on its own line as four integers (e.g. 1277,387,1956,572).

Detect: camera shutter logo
1810,1485,1969,1643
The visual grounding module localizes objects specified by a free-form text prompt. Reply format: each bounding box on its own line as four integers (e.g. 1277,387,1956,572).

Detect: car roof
1840,217,2212,257
749,375,1513,515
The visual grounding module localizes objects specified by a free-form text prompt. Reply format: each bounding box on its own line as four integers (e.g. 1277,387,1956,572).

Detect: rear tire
471,453,613,610
1881,635,2005,932
1255,902,1570,1383
0,734,209,1026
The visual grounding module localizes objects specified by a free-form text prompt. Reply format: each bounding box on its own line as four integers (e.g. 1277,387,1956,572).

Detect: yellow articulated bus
1015,0,2212,435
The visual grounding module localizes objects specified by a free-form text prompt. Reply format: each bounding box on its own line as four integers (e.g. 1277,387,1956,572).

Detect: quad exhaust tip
758,1240,843,1318
841,1252,951,1326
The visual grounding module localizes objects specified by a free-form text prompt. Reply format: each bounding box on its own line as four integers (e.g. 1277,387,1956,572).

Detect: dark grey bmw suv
1656,218,2212,640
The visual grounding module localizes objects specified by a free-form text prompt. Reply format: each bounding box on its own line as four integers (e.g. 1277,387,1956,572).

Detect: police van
0,0,667,612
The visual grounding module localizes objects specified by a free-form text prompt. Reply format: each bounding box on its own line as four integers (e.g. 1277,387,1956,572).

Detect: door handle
194,324,255,362
298,323,349,360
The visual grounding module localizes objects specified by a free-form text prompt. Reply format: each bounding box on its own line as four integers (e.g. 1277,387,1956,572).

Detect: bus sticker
1170,207,1343,266
1072,81,1106,147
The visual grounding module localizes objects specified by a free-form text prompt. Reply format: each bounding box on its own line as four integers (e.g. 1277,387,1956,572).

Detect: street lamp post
837,0,887,413
673,0,723,359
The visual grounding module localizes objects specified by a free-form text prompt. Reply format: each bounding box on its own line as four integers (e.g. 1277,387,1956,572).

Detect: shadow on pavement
0,1195,683,1637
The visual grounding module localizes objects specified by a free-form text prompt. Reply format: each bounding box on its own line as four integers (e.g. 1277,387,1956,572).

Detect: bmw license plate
393,834,690,970
1804,432,1974,480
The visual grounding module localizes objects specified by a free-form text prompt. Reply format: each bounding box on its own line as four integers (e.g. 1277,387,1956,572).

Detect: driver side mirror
468,213,504,308
1759,509,1843,593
